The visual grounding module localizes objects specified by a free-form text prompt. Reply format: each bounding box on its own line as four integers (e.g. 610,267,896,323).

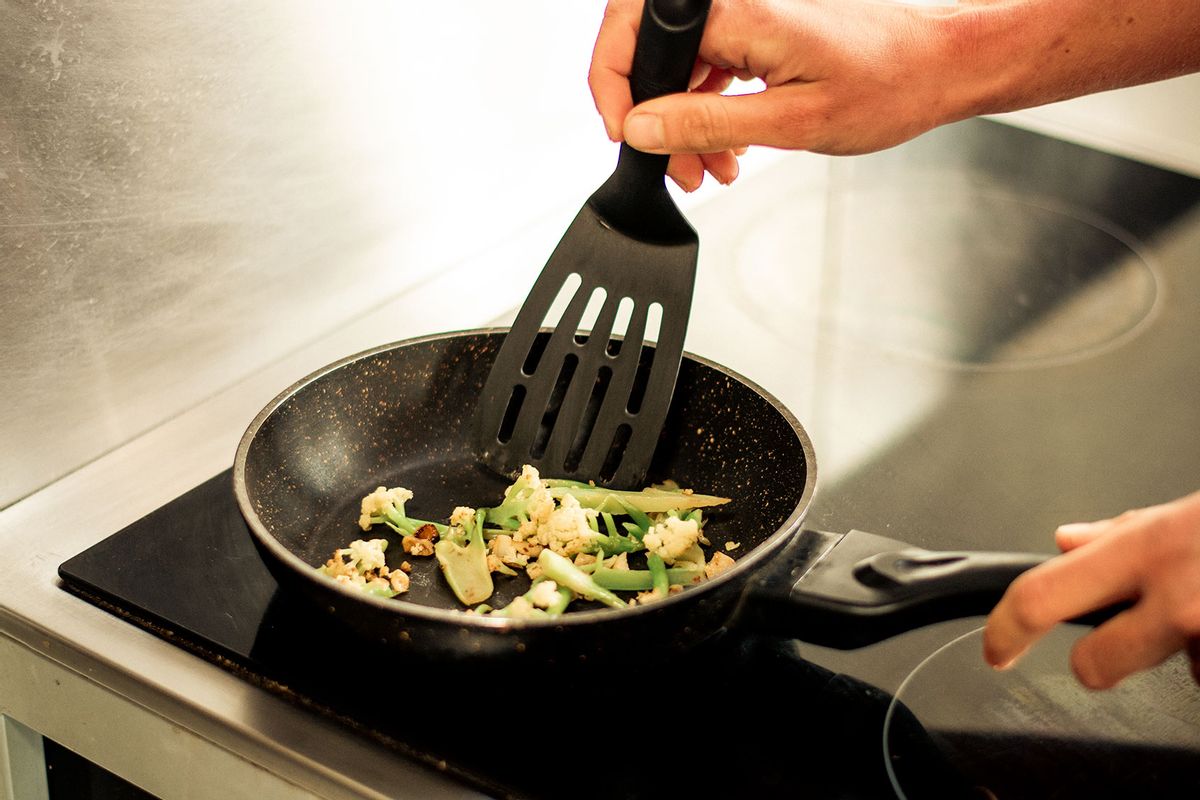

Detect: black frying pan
234,329,1061,664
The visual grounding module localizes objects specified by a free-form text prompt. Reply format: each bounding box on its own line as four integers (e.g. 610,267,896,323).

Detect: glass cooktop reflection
734,182,1159,369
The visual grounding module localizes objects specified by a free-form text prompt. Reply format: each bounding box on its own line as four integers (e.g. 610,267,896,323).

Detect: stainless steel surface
0,1,621,508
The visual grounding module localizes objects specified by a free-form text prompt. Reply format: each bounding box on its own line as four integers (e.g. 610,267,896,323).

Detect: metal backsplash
0,1,613,507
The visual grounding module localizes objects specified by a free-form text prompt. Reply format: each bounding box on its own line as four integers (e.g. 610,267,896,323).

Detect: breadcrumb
705,551,737,579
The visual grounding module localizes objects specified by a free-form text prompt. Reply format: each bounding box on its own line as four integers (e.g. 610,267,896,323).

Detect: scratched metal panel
0,1,610,507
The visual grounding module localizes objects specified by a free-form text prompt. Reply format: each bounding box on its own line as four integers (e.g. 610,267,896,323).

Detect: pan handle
733,528,1123,649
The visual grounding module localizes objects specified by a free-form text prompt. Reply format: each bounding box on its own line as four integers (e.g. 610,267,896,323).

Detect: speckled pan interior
235,329,813,624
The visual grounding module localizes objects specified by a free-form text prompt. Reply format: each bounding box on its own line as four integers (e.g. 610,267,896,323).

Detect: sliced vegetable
543,480,730,514
592,565,704,592
435,508,494,605
536,549,627,610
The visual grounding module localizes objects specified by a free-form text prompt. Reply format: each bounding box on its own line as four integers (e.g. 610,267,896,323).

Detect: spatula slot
644,301,663,344
573,287,610,345
496,384,526,445
524,274,584,374
564,365,614,473
607,297,637,355
530,353,579,459
627,341,658,415
600,423,633,484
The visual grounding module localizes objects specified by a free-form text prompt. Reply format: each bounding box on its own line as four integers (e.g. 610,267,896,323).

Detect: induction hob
58,472,969,800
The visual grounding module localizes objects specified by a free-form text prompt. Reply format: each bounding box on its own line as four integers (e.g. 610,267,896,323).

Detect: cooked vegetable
434,507,493,605
591,564,703,591
542,479,730,515
358,486,447,537
320,464,732,614
535,549,627,610
317,538,409,597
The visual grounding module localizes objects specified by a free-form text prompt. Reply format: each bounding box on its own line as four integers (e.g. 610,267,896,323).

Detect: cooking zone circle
731,183,1159,370
882,625,1200,798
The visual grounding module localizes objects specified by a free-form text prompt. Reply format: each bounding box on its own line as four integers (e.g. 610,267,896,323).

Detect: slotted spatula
476,0,711,488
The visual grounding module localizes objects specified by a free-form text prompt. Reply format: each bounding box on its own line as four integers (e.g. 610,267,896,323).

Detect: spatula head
476,0,710,487
476,168,697,488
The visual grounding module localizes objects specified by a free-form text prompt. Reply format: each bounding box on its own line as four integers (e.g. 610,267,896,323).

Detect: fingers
1069,603,1186,689
985,493,1200,689
591,2,744,188
666,154,705,192
622,84,818,154
1054,518,1119,551
983,531,1142,670
664,150,739,192
700,150,739,184
588,1,640,141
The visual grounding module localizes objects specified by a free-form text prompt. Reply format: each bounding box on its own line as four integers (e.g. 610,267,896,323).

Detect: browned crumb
705,551,736,579
402,535,436,557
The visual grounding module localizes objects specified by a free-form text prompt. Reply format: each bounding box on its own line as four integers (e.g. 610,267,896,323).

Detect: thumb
622,89,785,154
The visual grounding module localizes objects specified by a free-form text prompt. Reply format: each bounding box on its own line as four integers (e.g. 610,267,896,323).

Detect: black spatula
476,0,711,488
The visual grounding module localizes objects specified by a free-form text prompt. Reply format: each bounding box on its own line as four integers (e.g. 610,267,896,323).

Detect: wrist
924,1,1046,123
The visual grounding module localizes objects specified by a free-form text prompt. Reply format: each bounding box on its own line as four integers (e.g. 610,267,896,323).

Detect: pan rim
233,327,817,629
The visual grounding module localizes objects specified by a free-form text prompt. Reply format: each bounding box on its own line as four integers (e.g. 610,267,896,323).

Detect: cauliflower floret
529,580,561,609
643,516,702,564
348,538,389,571
321,538,409,596
488,534,529,568
535,494,601,555
503,595,537,618
450,506,476,527
503,465,556,541
514,540,544,559
358,486,413,530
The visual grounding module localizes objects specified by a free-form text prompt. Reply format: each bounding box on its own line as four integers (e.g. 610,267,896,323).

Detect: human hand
587,0,961,190
589,0,1200,191
983,491,1200,689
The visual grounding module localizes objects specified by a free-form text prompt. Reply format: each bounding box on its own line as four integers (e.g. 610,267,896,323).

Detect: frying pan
233,329,1063,664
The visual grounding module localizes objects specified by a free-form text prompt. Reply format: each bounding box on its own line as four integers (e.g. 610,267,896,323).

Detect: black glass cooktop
58,471,970,800
59,472,1200,799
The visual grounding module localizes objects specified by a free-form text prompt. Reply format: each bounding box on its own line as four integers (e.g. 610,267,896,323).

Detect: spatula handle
615,0,712,187
630,0,712,106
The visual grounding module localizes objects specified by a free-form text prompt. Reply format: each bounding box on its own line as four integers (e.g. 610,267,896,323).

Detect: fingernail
1056,522,1096,536
670,174,700,193
625,114,665,152
992,655,1018,671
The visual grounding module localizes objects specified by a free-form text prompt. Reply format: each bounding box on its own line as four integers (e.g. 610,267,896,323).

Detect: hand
588,0,961,190
588,0,1200,190
983,491,1200,689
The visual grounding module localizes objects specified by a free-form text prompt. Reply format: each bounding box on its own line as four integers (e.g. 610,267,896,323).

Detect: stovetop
46,119,1200,799
58,472,968,800
58,471,1200,799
